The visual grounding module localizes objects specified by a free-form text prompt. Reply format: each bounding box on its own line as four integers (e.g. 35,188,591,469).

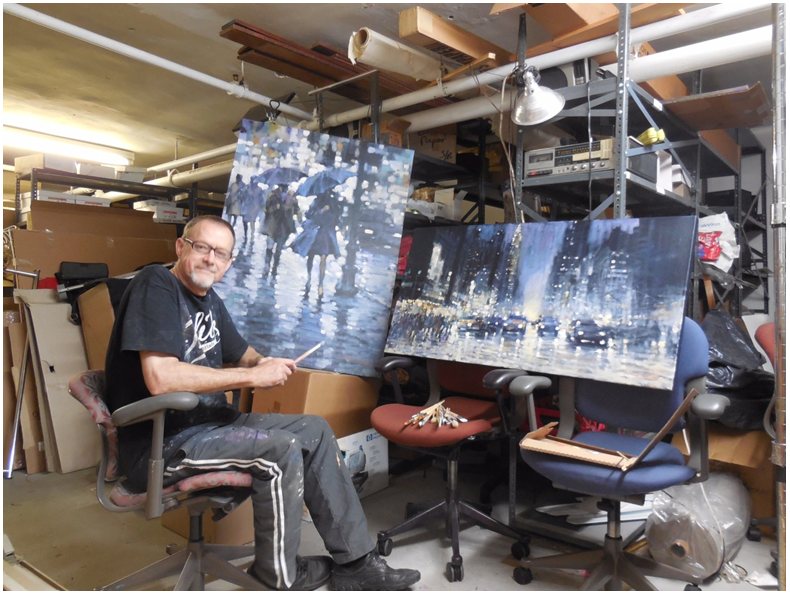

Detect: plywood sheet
663,84,773,131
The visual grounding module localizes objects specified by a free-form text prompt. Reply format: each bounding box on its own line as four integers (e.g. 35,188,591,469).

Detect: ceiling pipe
300,1,773,132
148,143,238,173
98,160,235,203
2,3,314,123
402,26,774,133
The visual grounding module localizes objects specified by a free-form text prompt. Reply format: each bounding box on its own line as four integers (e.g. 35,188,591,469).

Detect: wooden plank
524,4,692,61
399,6,511,68
701,129,741,172
424,53,497,87
663,83,773,131
222,20,452,111
524,3,619,38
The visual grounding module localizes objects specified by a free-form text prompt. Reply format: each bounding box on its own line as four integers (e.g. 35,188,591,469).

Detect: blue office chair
510,317,729,590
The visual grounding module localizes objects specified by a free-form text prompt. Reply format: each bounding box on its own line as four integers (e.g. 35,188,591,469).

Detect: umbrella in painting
296,168,356,197
252,167,307,187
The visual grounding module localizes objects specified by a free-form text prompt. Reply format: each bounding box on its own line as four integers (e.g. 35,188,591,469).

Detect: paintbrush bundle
404,400,468,429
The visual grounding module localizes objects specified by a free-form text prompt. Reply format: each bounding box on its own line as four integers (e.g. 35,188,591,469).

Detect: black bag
701,310,774,431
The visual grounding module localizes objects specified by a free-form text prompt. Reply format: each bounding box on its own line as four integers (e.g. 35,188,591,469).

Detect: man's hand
249,357,296,388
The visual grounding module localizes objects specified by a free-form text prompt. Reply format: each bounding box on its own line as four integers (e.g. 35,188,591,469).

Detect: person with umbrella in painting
262,183,301,277
224,173,245,229
288,168,355,300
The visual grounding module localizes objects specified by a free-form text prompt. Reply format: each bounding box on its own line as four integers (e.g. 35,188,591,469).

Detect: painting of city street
386,217,697,390
213,121,414,377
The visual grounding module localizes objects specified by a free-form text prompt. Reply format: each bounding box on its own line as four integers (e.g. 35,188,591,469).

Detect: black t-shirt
105,265,248,490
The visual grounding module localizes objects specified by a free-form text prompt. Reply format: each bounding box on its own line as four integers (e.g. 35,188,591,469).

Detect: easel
3,267,40,479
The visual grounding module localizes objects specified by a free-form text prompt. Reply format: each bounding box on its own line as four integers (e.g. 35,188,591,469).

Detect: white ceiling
2,3,777,194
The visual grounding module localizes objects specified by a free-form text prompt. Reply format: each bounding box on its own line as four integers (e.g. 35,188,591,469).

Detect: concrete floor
2,458,778,591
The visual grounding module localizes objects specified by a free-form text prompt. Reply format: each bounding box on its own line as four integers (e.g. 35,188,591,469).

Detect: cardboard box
76,163,116,179
252,368,380,439
337,428,388,500
7,321,48,474
10,228,176,288
14,290,101,474
14,154,77,176
433,188,462,221
19,191,75,214
3,370,24,471
161,498,254,546
78,283,116,371
408,125,457,163
672,423,775,534
25,200,177,240
113,166,147,183
72,196,112,208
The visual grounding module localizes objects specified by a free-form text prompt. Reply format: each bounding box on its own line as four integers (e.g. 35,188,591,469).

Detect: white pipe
148,143,238,173
402,26,774,133
102,160,235,203
2,3,314,122
301,1,773,131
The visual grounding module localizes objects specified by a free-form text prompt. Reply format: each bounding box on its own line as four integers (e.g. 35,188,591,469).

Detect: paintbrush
294,341,324,364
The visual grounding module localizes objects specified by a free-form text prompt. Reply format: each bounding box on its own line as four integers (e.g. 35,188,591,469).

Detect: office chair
68,370,263,591
371,357,545,582
510,317,730,590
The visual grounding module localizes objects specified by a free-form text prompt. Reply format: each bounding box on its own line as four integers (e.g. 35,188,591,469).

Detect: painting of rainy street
386,217,697,390
214,121,414,377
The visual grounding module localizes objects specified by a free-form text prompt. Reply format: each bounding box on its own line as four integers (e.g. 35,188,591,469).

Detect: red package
698,231,723,262
398,235,413,275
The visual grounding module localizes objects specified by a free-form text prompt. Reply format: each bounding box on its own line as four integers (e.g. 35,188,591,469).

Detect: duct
301,1,773,132
401,26,774,133
2,3,313,122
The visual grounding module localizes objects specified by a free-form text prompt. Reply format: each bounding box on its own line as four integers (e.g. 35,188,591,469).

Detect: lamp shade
511,70,566,126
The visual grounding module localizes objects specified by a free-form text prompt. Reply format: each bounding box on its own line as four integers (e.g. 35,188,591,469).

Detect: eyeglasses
183,238,233,262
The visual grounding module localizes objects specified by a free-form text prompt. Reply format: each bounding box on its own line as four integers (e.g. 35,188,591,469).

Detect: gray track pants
163,413,375,589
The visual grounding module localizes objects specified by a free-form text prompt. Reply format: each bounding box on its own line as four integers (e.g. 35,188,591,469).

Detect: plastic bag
698,212,738,273
701,310,774,430
646,473,751,582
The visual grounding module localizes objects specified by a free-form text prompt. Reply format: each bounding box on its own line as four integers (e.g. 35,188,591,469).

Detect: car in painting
501,315,530,335
457,316,498,336
568,319,615,347
536,316,561,338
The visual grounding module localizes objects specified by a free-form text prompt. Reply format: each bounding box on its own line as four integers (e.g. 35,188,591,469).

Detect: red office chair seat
371,397,500,448
108,471,254,509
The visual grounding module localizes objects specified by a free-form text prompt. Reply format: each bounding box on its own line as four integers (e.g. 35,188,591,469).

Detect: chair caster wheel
511,540,530,560
446,561,464,582
684,584,701,591
376,538,393,556
513,566,533,585
746,526,762,542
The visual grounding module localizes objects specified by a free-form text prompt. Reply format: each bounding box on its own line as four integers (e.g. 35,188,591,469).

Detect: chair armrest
508,375,553,397
690,393,730,420
483,369,527,391
111,392,200,427
375,356,415,374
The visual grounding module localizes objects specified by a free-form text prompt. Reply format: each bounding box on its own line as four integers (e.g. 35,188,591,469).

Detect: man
105,215,420,591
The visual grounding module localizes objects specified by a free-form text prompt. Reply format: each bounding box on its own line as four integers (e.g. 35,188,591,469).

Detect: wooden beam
399,6,511,68
523,4,693,62
524,3,619,39
423,53,498,87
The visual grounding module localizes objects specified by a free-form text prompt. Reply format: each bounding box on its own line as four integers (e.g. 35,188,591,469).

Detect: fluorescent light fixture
3,126,135,166
511,68,566,126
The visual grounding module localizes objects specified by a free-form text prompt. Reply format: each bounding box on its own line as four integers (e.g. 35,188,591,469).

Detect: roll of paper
348,28,442,82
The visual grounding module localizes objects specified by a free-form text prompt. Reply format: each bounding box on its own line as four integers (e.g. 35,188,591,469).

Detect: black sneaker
248,555,332,591
330,551,421,591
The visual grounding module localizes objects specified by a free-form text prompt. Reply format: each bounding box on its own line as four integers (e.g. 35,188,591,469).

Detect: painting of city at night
213,121,414,377
386,217,697,390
